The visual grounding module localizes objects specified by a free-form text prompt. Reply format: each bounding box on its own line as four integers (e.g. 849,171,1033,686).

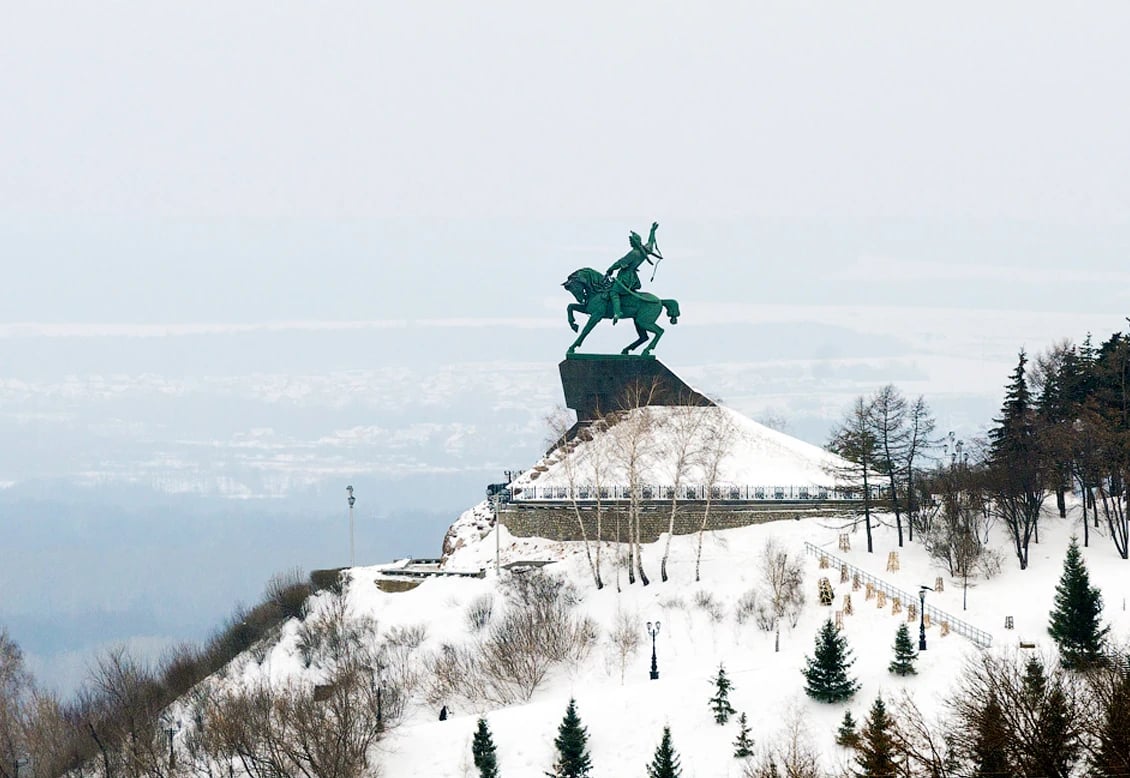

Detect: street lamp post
160,716,180,769
346,485,356,568
494,492,501,575
918,585,933,651
646,621,661,680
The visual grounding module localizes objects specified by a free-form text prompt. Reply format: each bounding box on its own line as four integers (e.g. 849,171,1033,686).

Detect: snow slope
216,501,1130,777
513,405,851,495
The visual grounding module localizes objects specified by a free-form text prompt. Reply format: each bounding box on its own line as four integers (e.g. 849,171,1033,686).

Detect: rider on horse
605,221,661,323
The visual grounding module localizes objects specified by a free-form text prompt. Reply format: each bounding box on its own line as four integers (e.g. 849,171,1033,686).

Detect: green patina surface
562,221,680,357
565,353,655,361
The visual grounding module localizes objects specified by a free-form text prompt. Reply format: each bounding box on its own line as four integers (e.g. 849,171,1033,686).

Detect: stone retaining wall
499,500,861,543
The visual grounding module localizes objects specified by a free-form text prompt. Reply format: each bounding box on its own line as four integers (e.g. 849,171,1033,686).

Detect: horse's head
562,268,604,304
562,270,589,304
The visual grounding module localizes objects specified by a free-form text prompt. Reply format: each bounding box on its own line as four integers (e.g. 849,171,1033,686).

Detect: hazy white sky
4,3,1130,695
3,2,1129,324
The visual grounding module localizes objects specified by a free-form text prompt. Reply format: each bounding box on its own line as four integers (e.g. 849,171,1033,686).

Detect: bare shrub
426,642,484,707
159,641,204,700
83,645,167,776
754,600,777,632
693,590,724,623
607,608,643,683
977,547,1004,578
384,622,428,649
295,592,379,672
373,623,429,722
465,593,495,632
658,595,686,611
202,670,384,778
743,708,827,778
734,589,759,625
310,567,347,595
427,571,598,707
265,566,313,621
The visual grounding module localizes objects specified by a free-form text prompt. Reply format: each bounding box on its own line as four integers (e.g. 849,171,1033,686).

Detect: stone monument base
558,354,714,421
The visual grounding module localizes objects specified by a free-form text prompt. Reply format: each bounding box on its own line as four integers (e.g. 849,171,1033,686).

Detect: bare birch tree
607,380,662,586
660,403,706,582
696,407,737,581
546,407,603,588
759,539,806,652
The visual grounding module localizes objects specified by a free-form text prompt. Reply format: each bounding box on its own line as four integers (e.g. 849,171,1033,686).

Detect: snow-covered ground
515,405,849,495
227,500,1130,777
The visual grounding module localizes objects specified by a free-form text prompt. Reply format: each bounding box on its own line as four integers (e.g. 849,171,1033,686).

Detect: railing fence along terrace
510,484,889,502
803,541,992,649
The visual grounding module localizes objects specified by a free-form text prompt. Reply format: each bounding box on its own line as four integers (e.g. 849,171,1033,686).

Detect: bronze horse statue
562,268,680,356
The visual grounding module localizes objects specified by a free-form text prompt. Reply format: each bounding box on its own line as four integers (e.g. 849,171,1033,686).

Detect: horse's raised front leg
566,303,582,333
567,314,601,354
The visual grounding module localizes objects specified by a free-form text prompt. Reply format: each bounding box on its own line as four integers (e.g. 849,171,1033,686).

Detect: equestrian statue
562,221,681,356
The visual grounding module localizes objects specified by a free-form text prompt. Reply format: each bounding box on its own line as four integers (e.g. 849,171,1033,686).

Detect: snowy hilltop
45,495,1120,777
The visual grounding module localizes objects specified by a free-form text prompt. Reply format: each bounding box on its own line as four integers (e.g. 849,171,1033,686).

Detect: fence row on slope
803,541,993,649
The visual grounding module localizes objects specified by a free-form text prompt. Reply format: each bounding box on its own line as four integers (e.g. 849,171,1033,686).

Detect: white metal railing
509,484,889,502
803,541,992,649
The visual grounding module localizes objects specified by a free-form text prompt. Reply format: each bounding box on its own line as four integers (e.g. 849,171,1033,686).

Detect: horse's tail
662,299,680,324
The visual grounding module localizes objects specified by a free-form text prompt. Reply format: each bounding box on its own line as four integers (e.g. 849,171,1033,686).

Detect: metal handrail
803,541,992,649
510,484,889,502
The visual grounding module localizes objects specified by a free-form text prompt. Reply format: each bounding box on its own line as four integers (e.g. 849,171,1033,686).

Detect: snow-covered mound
166,496,1130,777
515,405,849,495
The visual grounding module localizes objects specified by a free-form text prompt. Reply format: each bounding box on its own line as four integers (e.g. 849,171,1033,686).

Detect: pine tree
733,712,754,758
969,694,1012,778
888,623,918,676
472,717,500,778
836,710,860,749
709,663,736,724
1048,536,1109,668
646,725,683,778
802,619,860,703
549,698,592,778
854,695,899,778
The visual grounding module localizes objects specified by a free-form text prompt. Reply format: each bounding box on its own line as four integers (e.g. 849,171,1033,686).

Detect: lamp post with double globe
647,621,661,680
918,585,933,651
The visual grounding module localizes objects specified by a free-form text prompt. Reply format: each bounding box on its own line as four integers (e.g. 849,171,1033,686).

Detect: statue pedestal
558,354,714,421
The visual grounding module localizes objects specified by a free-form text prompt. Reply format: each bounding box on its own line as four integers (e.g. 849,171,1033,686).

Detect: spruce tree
888,623,918,676
733,712,754,758
709,663,736,724
802,619,860,703
472,717,500,778
969,694,1012,778
854,695,899,778
836,710,860,748
988,350,1045,570
550,698,592,778
1048,536,1109,668
646,725,682,778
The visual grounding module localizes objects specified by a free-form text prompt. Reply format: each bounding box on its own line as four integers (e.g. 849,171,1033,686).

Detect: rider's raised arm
646,221,659,253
